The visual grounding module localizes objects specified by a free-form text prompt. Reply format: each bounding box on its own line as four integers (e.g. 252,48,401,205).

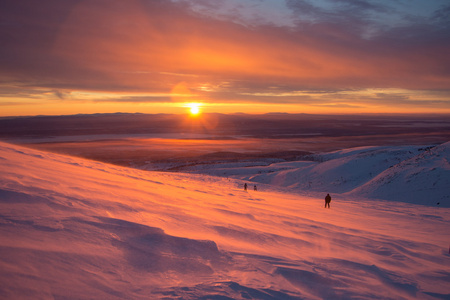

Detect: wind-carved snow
0,142,449,299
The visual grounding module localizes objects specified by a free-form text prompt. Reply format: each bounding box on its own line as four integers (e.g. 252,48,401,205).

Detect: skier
325,193,331,208
254,185,257,191
244,183,247,191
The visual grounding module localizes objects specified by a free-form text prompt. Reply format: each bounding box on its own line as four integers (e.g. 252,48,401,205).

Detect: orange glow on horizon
2,99,450,117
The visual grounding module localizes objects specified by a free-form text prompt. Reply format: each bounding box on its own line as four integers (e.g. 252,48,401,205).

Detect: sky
1,0,450,116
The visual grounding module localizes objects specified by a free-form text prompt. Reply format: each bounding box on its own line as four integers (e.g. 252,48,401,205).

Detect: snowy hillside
0,141,449,299
348,142,450,205
182,143,450,207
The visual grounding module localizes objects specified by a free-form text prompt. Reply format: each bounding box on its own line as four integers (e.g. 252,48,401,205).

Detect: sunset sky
1,0,449,116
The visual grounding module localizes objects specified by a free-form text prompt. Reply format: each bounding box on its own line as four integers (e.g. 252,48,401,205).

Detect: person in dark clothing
254,185,257,191
244,183,247,191
325,193,331,208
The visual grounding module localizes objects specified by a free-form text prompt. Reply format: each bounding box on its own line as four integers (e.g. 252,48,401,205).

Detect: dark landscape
2,113,449,169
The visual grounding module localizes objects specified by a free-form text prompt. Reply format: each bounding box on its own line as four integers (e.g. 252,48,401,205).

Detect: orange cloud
49,0,449,92
1,0,450,115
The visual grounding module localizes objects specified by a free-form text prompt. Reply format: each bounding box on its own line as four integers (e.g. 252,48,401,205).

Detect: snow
348,142,450,206
0,141,449,299
183,144,450,207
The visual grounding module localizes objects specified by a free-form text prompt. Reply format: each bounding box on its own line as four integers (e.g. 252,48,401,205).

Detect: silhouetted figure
254,185,257,191
244,183,247,191
325,193,331,208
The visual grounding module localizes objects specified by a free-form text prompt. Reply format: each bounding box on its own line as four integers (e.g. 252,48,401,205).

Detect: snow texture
0,141,449,299
181,143,450,207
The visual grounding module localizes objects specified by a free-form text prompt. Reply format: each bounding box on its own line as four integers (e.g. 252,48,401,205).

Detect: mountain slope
257,145,422,193
0,142,449,299
193,143,450,207
348,142,450,206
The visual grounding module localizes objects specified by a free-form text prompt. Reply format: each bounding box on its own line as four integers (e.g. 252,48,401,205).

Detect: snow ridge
349,142,450,205
183,142,450,207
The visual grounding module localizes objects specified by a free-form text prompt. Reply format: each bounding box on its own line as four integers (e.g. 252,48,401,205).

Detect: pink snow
0,142,449,299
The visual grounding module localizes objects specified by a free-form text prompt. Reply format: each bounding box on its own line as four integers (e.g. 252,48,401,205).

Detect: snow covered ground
0,141,449,299
178,143,450,207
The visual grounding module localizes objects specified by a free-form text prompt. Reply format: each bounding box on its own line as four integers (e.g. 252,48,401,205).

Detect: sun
188,103,202,116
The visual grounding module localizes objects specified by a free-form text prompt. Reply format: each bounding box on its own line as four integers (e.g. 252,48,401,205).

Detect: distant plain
1,113,449,169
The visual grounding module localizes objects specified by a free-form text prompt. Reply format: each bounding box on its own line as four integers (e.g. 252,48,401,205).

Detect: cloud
0,0,449,112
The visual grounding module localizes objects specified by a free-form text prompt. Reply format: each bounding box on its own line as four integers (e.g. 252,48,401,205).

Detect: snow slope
348,142,450,206
184,143,450,207
0,142,449,299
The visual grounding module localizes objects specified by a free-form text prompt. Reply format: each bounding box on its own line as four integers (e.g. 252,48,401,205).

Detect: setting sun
188,103,201,116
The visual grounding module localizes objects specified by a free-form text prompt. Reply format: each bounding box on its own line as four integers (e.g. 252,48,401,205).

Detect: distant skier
244,183,247,191
325,193,331,208
254,185,257,191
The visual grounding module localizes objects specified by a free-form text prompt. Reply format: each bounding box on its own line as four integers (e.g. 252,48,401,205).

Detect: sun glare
188,103,201,116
